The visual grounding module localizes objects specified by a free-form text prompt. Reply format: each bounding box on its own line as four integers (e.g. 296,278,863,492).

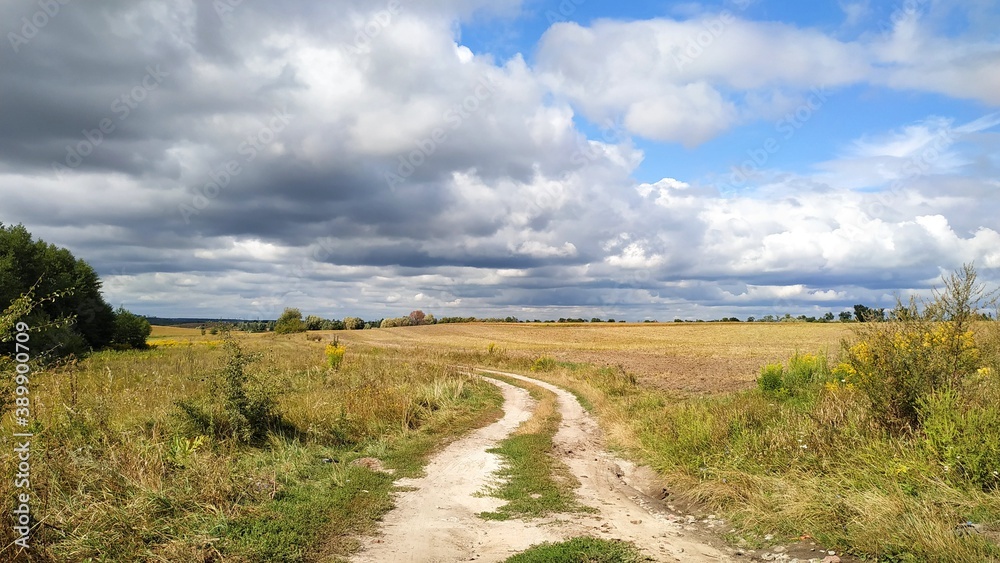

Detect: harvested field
335,323,851,394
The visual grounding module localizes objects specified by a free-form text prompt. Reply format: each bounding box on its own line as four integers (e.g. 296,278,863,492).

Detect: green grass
503,537,647,562
477,373,592,521
223,454,394,562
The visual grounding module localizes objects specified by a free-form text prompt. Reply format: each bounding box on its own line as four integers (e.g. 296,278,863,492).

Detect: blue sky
1,0,998,320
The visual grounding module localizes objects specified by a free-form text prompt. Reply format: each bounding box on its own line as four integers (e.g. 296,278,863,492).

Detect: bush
837,266,994,432
111,307,151,349
274,308,305,334
176,336,281,444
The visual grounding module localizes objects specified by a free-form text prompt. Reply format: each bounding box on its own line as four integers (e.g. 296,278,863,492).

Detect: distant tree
854,304,885,322
424,313,436,325
747,316,755,323
111,307,151,349
274,308,306,334
380,316,412,328
304,315,324,331
343,316,364,330
839,311,853,322
823,312,835,322
408,310,426,326
319,318,343,330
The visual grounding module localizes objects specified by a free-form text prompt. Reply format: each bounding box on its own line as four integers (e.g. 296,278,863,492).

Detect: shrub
274,307,305,334
838,320,978,430
837,264,996,432
176,336,281,444
111,307,151,349
219,338,280,443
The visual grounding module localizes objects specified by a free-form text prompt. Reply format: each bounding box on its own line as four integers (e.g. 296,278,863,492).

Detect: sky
1,0,999,322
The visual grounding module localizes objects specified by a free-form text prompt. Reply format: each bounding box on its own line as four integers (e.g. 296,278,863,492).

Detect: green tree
274,308,305,334
0,223,115,357
304,315,324,331
854,304,885,322
343,316,364,330
111,307,151,349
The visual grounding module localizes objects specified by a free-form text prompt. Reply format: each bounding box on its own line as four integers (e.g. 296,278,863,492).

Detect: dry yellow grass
148,325,204,338
335,323,851,393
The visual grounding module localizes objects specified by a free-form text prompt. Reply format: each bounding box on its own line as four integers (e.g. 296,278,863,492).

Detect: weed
325,339,345,370
504,537,646,562
530,356,557,372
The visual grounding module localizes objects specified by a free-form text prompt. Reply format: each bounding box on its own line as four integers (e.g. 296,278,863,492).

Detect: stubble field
333,322,851,394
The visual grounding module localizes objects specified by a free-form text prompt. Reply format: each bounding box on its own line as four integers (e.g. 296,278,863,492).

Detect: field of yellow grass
334,322,851,393
148,325,205,338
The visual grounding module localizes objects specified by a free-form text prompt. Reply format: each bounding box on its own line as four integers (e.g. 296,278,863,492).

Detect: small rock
630,519,642,524
773,546,787,553
828,551,836,555
821,556,841,563
764,534,774,541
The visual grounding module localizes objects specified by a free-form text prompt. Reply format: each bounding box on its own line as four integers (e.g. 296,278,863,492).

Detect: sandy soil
351,369,744,563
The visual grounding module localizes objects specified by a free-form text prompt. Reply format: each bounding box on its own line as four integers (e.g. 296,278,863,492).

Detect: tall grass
0,332,502,561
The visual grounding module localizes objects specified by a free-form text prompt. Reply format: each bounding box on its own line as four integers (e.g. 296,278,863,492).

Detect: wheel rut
352,369,741,562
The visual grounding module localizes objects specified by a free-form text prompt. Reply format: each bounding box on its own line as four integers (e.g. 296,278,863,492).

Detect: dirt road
352,369,740,562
